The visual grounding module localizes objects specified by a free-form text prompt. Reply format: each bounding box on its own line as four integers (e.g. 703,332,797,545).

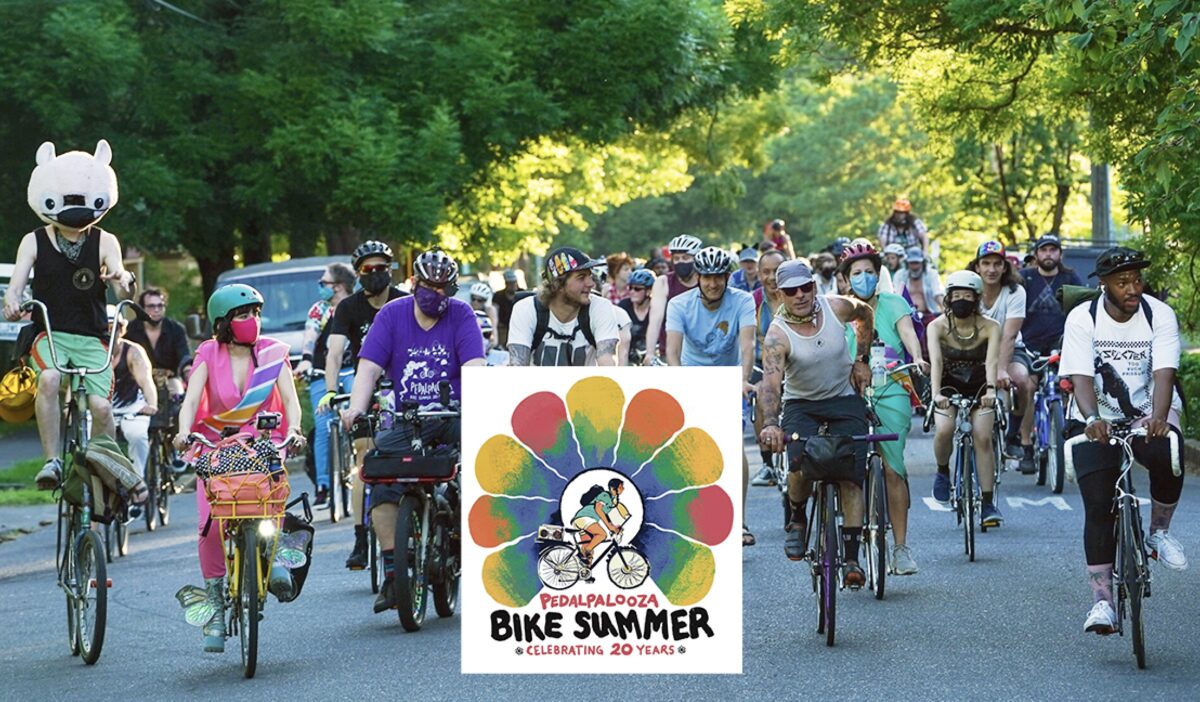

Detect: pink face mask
229,316,260,345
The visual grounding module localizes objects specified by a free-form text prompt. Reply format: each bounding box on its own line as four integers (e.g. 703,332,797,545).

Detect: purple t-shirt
358,296,485,404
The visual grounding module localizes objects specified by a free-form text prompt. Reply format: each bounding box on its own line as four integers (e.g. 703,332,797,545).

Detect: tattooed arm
595,339,617,366
508,344,532,367
828,295,874,392
757,326,791,453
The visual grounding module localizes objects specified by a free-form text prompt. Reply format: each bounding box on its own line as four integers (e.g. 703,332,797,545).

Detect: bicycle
535,520,650,590
1029,352,1067,493
925,391,985,561
361,383,461,632
144,400,187,531
1064,421,1180,669
23,298,141,665
786,429,897,647
188,417,306,679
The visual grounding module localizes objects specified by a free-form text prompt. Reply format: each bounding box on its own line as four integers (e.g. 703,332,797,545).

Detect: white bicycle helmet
668,234,703,255
469,282,492,302
945,270,983,295
693,246,733,275
883,243,906,257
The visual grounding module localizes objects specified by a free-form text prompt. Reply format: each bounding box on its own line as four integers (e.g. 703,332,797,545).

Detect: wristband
1085,415,1103,427
302,352,313,363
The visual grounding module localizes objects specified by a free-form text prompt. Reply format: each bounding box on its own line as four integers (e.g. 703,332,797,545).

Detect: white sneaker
1084,600,1117,635
1147,530,1188,571
891,544,919,575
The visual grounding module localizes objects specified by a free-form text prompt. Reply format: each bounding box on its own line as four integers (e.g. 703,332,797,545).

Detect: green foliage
0,457,57,506
1180,352,1200,440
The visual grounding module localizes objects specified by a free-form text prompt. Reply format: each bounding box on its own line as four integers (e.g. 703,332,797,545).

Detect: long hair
537,275,567,306
968,257,1023,292
606,252,633,281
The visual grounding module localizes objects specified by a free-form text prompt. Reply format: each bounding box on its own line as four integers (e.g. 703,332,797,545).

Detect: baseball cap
974,240,1005,261
1089,246,1150,279
905,247,924,263
738,247,759,263
1032,233,1062,252
503,270,518,283
544,247,604,281
776,260,815,289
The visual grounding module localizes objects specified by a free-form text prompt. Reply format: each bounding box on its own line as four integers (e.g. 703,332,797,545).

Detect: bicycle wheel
144,449,159,532
608,548,650,589
432,512,460,618
962,450,976,560
369,525,381,594
821,484,838,647
394,495,428,632
328,422,344,524
75,530,107,665
64,517,81,656
239,526,260,679
1048,399,1066,494
865,455,887,600
1122,503,1148,669
538,545,581,590
814,495,826,634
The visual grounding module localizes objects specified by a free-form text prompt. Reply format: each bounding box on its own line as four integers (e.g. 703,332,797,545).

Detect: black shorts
1064,420,1184,482
1010,346,1034,373
368,418,460,509
781,394,868,483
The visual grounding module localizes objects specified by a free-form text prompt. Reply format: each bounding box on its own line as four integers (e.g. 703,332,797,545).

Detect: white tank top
774,296,855,401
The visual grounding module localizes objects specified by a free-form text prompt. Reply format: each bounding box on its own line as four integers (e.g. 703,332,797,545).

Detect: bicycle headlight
258,520,277,538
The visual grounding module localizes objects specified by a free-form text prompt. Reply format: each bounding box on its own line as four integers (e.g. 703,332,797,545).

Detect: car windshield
223,271,318,333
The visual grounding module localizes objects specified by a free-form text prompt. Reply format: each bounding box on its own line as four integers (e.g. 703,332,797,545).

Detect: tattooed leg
1087,564,1114,606
1150,500,1178,533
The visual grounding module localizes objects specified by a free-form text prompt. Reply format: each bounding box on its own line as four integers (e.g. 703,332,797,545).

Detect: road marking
1006,496,1072,511
921,497,952,512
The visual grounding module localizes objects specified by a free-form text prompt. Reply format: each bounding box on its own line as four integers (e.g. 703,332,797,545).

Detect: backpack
532,297,596,355
579,484,606,507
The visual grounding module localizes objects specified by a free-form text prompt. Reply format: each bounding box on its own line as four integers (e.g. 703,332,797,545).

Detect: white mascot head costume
26,139,119,233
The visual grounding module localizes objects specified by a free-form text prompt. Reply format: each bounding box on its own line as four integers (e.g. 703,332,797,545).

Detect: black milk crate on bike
360,452,457,482
796,436,858,482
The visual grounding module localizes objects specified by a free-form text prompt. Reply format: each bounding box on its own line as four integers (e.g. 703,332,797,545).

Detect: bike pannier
797,435,858,482
360,452,457,482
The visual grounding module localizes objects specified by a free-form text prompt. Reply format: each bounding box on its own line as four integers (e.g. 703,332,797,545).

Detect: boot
345,525,368,570
202,577,226,653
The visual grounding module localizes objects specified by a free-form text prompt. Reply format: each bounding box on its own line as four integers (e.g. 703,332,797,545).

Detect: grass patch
0,420,34,439
0,457,56,506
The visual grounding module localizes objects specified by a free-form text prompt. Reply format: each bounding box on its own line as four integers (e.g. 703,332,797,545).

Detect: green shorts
30,331,113,398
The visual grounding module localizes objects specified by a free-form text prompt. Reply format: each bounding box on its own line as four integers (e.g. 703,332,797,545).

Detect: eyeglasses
780,282,816,296
144,303,165,310
318,279,337,287
629,286,647,293
470,295,487,302
359,264,390,275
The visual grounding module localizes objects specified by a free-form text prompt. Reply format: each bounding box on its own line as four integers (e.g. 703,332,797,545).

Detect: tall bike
23,298,141,665
1030,352,1067,493
925,392,984,560
1065,422,1180,669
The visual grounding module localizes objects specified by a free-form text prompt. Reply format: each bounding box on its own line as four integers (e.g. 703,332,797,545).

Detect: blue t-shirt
357,296,485,404
730,269,762,293
666,287,756,366
1020,267,1083,353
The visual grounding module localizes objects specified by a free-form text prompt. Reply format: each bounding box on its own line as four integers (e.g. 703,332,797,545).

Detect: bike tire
537,545,581,590
866,456,887,600
822,484,838,647
1123,503,1148,669
144,449,159,532
394,495,428,632
815,495,826,634
369,525,381,594
328,423,343,524
1048,400,1066,494
608,547,651,589
115,507,129,557
76,530,107,665
432,512,460,617
963,451,976,560
65,513,81,656
239,526,260,679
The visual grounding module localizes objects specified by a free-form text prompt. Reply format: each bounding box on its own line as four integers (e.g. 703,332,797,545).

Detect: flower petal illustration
566,376,624,468
612,389,685,474
634,527,716,606
633,427,723,497
644,485,734,546
476,435,567,497
482,540,542,608
469,495,558,549
512,392,584,478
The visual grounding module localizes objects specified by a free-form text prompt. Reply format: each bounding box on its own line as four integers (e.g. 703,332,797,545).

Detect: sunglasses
358,264,390,275
781,282,816,296
629,286,648,293
318,279,337,287
144,303,166,310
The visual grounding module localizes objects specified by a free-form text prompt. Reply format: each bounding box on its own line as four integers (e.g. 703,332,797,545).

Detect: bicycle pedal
347,565,366,571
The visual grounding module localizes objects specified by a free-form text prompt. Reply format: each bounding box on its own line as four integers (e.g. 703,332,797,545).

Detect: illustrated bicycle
1065,421,1180,669
536,520,650,591
1030,352,1067,493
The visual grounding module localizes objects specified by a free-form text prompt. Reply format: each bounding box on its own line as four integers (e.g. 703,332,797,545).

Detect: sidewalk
0,503,56,543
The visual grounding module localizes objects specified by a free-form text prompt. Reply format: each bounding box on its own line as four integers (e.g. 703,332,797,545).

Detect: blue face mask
850,272,878,299
317,283,335,301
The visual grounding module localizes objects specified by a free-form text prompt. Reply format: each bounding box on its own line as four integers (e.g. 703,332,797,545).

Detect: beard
1036,257,1059,272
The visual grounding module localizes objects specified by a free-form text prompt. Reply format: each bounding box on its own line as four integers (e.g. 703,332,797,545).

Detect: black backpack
532,297,596,353
579,484,606,507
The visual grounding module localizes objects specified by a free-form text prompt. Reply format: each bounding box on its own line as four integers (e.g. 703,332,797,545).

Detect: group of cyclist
2,191,1188,650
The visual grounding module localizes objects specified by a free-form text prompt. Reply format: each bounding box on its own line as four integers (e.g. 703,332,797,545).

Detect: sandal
742,524,756,547
129,481,150,505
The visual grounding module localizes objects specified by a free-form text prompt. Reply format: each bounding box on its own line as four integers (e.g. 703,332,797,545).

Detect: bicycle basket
203,471,290,519
360,452,457,482
194,434,279,481
797,435,858,482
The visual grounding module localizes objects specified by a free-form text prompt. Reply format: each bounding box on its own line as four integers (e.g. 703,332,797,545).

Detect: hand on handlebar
102,270,136,293
317,391,336,414
2,298,20,322
172,431,190,451
980,390,996,409
1143,417,1171,440
758,425,785,453
341,406,364,433
934,396,950,410
293,359,312,377
914,359,930,376
1084,418,1111,444
285,427,307,453
996,369,1012,391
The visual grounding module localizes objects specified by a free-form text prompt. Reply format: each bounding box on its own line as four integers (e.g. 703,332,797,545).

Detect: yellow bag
0,364,36,423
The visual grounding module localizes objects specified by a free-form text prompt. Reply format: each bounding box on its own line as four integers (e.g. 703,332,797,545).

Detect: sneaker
981,503,1004,528
373,578,396,613
1084,600,1117,635
313,486,329,509
1003,435,1022,461
932,473,951,503
1147,530,1188,571
345,527,368,570
1018,445,1037,474
35,458,62,490
843,562,866,590
751,466,775,487
784,522,806,561
891,544,919,575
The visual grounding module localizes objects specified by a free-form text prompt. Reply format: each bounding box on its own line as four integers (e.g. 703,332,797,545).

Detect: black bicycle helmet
351,240,393,269
413,250,459,285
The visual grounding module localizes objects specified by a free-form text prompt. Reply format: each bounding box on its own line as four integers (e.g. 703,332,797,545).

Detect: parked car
0,263,33,374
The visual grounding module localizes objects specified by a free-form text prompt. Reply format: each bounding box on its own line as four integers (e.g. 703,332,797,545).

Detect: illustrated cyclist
338,250,485,614
927,271,1002,526
1058,247,1186,635
643,234,703,364
173,284,306,653
572,478,627,570
757,259,875,588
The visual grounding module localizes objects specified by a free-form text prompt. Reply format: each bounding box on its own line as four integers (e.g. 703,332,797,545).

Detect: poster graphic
461,367,742,674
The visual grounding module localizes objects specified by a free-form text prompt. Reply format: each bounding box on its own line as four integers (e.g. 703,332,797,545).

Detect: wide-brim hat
1089,246,1150,279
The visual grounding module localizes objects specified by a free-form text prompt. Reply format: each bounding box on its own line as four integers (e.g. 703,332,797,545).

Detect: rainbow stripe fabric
203,340,288,434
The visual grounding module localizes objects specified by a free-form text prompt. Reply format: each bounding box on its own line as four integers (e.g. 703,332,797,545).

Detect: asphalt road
2,419,1198,700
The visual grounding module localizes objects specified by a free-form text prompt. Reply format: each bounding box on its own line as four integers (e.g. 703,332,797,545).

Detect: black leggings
1077,436,1185,565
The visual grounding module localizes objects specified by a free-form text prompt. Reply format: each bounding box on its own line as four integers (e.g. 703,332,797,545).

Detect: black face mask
674,262,695,280
949,299,976,319
361,271,391,295
820,267,836,279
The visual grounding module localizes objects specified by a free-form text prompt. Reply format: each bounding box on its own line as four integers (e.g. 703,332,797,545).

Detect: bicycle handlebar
187,432,301,452
786,432,899,444
21,298,146,376
1063,425,1181,479
1030,352,1062,372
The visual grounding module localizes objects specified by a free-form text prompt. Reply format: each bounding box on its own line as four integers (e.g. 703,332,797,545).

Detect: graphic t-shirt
980,285,1026,347
665,287,756,367
1059,295,1182,423
507,296,620,366
357,297,485,405
328,288,407,361
1020,268,1084,354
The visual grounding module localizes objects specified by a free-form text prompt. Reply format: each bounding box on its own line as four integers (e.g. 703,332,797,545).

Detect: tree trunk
242,219,272,265
194,247,236,303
